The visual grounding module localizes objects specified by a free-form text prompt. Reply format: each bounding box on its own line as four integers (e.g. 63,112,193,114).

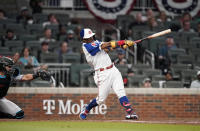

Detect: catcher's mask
0,56,15,75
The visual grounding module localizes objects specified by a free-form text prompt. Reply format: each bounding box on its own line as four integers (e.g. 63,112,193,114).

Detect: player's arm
101,40,135,52
21,74,34,81
14,69,51,81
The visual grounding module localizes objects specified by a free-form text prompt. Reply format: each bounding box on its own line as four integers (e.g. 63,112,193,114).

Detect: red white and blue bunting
83,0,136,23
154,0,200,17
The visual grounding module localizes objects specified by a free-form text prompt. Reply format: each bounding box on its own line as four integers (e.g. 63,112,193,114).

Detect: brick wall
6,88,200,120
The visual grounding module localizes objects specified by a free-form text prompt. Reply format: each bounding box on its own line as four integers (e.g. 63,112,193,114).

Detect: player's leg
80,71,111,119
0,97,24,119
111,67,138,119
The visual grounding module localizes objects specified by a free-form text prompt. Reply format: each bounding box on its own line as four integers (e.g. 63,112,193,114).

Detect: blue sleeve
84,41,101,56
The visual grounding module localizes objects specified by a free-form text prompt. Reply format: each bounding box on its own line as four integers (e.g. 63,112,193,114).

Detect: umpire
0,56,51,119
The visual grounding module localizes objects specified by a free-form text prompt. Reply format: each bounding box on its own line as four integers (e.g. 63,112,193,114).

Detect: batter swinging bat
134,29,171,43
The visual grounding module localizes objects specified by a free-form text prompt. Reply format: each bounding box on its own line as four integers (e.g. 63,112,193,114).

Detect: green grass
0,121,200,131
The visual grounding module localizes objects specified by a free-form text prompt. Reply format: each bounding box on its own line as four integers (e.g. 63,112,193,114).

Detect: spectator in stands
57,41,73,63
39,28,56,42
16,6,30,23
12,52,21,65
29,0,43,14
38,41,51,62
0,9,7,20
181,12,192,23
25,16,35,25
143,9,155,22
190,71,200,88
157,11,171,24
114,49,128,65
57,25,67,40
158,36,177,74
141,78,152,88
2,29,17,45
43,13,59,28
148,17,158,30
19,47,39,69
66,29,76,42
165,70,173,81
128,12,146,29
178,21,195,33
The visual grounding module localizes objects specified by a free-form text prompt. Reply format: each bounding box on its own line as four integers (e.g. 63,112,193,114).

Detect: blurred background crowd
0,0,200,88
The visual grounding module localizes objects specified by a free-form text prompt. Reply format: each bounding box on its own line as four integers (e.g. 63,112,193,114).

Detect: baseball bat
134,29,171,44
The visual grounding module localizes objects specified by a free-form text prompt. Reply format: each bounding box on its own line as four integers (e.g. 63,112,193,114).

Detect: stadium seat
68,40,82,53
188,48,200,61
19,34,38,41
190,37,200,48
179,32,198,42
55,14,70,25
26,24,43,34
142,69,162,78
4,40,24,49
165,81,183,88
0,19,16,24
88,75,96,87
177,55,195,65
151,80,163,88
181,70,197,87
0,47,10,52
80,69,94,87
25,41,41,50
31,80,52,87
132,64,151,75
170,63,192,80
62,53,81,64
127,75,146,87
168,48,186,64
178,43,193,53
70,64,90,86
132,25,150,40
40,53,59,63
152,75,166,81
33,13,48,23
149,37,166,54
0,51,14,57
5,23,25,32
115,65,129,77
45,24,59,33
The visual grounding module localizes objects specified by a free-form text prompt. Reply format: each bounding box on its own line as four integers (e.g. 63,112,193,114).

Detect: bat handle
134,40,142,43
134,37,148,44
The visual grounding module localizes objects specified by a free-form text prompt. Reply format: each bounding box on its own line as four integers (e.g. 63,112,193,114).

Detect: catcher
79,28,138,120
0,56,51,119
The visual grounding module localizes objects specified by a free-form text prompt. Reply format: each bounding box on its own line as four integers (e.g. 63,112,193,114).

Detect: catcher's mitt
37,70,51,81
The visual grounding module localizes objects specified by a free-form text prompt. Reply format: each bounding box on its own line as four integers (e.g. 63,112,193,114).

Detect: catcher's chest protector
0,74,11,98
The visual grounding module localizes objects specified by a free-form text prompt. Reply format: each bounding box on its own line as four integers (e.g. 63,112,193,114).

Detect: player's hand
34,70,51,81
122,40,135,49
39,70,51,81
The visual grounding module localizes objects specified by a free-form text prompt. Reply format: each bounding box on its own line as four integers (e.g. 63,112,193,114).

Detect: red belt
97,64,113,72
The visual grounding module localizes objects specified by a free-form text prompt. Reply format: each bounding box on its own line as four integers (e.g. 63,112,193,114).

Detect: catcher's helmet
80,28,95,39
0,56,14,72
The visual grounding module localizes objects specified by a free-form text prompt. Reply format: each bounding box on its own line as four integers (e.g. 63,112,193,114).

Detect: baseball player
79,28,138,120
0,56,51,119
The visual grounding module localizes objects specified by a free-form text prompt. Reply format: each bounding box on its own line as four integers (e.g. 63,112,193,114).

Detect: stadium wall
7,88,200,120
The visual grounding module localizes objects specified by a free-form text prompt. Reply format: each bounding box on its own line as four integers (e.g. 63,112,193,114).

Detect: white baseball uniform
82,40,126,105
